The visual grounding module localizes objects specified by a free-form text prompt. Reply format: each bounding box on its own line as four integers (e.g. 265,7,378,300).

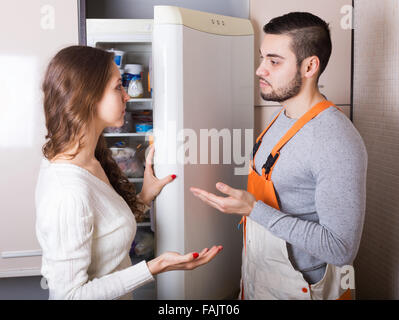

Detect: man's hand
190,182,256,216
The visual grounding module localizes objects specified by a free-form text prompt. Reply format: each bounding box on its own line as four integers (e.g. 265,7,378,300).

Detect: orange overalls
240,100,352,300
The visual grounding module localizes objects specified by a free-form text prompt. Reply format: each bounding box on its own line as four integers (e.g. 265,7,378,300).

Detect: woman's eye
116,84,122,90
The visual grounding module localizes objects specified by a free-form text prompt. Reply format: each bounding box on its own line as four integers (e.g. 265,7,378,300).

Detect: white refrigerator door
153,6,254,299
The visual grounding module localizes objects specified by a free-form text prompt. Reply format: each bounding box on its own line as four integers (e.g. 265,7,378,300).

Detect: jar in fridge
106,48,125,68
123,64,143,98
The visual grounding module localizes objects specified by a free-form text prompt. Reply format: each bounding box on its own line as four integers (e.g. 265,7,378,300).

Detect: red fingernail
193,252,199,259
171,174,177,180
218,246,223,252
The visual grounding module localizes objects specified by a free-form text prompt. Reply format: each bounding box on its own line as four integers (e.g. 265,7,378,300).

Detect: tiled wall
353,0,399,299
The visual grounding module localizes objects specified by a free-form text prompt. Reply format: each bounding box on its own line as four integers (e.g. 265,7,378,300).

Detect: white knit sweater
35,159,154,300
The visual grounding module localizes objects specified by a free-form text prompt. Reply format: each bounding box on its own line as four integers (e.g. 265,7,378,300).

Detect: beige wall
353,0,399,299
249,0,353,137
250,0,352,107
0,0,79,278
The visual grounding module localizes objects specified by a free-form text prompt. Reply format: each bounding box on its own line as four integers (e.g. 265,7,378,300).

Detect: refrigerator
87,5,254,299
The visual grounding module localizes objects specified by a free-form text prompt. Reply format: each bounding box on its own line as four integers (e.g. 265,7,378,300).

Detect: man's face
256,34,302,103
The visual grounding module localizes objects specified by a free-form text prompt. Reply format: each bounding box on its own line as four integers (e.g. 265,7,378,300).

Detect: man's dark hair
263,12,332,78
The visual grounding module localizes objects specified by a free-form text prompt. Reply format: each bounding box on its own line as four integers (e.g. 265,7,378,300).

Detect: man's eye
270,60,278,65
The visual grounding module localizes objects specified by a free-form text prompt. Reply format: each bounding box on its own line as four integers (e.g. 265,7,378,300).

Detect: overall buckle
262,153,280,175
252,140,262,159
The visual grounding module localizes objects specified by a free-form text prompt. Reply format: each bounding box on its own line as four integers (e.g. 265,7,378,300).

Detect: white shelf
103,132,148,137
127,98,153,110
127,98,152,103
137,222,151,227
128,178,144,183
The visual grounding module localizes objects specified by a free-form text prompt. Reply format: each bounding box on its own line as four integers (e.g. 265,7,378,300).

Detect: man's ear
302,56,320,79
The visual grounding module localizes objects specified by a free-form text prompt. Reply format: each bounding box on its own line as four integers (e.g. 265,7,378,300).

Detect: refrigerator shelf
103,132,148,137
128,178,144,183
137,222,151,227
127,98,152,103
127,98,153,110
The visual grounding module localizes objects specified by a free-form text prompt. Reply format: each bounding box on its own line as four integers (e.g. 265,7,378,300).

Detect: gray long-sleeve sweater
249,106,368,284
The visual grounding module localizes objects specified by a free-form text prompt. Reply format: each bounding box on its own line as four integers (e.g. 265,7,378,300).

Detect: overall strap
252,107,286,160
263,100,337,178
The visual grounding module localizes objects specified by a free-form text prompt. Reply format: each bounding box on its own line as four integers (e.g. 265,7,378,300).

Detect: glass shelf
128,177,144,183
127,98,152,102
103,132,148,137
137,221,151,227
127,98,152,110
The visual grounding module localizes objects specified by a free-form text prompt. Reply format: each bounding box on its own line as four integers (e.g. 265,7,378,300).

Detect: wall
86,0,249,19
353,0,399,299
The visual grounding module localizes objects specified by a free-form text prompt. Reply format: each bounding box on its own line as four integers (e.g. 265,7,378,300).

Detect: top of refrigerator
154,6,253,36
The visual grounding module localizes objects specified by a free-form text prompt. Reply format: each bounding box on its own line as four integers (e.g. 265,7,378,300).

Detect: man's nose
256,62,269,78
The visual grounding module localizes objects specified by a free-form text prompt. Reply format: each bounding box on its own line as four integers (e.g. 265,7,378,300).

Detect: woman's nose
122,87,130,102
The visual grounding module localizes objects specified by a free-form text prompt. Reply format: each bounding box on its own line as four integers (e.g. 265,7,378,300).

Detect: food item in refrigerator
122,64,137,91
106,48,125,68
133,230,154,257
104,111,133,133
135,123,153,132
110,144,144,178
131,110,153,133
128,76,144,98
123,64,143,98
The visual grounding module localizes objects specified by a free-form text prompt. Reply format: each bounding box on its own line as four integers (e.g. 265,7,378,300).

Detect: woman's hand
137,145,176,206
147,245,223,275
190,182,256,216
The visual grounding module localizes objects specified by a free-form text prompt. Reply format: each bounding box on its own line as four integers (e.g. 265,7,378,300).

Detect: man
190,12,367,300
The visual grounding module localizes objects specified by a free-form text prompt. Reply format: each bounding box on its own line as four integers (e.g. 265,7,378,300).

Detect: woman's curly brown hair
41,45,143,220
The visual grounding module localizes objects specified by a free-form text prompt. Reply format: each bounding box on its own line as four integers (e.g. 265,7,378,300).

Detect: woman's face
96,62,130,130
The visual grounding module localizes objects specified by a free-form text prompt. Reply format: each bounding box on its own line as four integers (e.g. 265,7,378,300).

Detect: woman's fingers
145,144,155,166
164,246,222,271
158,174,176,188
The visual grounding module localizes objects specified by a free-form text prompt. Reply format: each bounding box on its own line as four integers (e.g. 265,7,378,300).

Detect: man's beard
260,69,302,103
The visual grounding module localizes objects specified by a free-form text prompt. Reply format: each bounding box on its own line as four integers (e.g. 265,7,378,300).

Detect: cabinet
250,0,352,107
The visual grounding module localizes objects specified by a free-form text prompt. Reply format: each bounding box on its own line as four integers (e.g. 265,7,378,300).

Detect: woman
35,45,222,300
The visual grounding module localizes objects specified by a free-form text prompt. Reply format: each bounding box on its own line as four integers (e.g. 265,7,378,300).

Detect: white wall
353,0,399,299
86,0,249,19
